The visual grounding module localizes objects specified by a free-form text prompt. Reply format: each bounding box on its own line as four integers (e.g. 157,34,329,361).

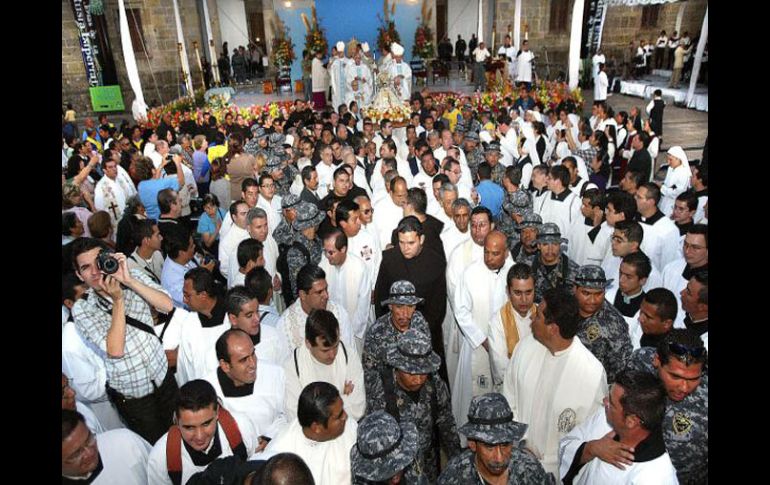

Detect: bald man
452,231,515,433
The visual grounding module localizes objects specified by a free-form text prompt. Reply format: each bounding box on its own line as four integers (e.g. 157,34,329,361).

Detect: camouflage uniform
286,202,324,297
626,347,708,485
484,142,507,186
273,194,301,246
462,131,484,184
511,244,539,266
531,223,579,303
366,329,462,483
362,310,431,396
351,410,427,485
439,449,553,485
498,190,534,243
244,126,269,158
440,393,554,485
570,265,632,384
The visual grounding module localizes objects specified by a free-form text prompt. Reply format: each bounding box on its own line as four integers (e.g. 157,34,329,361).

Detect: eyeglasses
64,431,97,464
361,209,373,215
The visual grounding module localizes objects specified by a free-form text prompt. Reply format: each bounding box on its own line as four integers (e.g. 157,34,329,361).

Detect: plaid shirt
72,269,169,399
574,144,599,165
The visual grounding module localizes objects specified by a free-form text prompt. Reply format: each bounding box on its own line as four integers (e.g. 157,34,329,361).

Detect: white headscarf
667,146,692,178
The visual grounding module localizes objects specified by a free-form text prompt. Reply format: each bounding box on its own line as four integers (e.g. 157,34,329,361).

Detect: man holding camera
71,237,179,445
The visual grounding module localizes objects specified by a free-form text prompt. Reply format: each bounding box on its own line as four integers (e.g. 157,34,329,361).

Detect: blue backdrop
275,0,422,83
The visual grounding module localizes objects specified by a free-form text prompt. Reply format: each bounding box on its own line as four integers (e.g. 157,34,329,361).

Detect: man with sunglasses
625,328,708,484
62,409,151,484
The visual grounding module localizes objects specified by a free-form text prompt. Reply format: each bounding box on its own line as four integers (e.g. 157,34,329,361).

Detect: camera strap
92,293,162,342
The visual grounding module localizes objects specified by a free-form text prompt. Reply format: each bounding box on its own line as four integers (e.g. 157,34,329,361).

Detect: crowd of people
62,39,708,483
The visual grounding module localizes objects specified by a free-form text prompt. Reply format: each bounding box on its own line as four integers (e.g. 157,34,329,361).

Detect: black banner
581,0,608,58
69,0,118,87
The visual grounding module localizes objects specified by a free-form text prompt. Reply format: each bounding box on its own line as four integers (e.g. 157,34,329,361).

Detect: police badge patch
586,323,601,342
558,408,577,433
673,412,693,436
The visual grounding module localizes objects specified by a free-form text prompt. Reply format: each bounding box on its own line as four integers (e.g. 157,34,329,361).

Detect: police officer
351,410,424,484
570,265,633,384
531,223,579,303
244,125,270,158
366,328,461,482
462,130,484,185
439,393,553,484
272,193,301,246
509,212,542,266
284,202,324,299
362,280,432,396
625,329,707,484
498,188,533,248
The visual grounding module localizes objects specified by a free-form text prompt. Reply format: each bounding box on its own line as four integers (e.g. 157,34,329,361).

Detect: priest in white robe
502,287,607,477
94,160,135,230
443,209,490,386
62,411,151,485
277,285,353,351
265,382,358,485
218,202,250,281
558,371,678,485
319,230,373,353
372,180,407,248
345,52,373,107
204,329,288,441
283,309,366,422
636,184,681,271
329,41,349,111
174,306,230,385
452,232,514,431
147,381,259,485
487,263,536,388
387,42,412,102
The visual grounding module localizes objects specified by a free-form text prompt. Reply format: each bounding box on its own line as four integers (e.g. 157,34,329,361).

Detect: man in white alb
502,287,607,477
329,41,349,111
94,157,135,230
515,40,535,90
388,42,412,102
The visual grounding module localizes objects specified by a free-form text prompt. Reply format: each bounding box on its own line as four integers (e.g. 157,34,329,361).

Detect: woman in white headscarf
659,146,692,216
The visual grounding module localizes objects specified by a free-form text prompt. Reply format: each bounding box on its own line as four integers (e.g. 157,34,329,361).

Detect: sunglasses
667,342,706,365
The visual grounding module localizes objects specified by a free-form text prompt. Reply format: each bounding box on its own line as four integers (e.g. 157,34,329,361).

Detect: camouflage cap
514,212,542,230
484,141,502,154
381,280,424,306
265,154,283,170
350,411,419,481
503,190,531,216
454,124,466,134
269,132,286,147
464,131,480,142
569,264,614,289
386,328,441,375
535,222,568,244
251,125,267,139
292,201,325,231
281,193,301,209
458,393,528,445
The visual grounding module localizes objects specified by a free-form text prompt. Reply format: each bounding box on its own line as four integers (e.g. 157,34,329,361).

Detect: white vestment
659,164,692,216
487,303,534,387
516,51,535,83
344,61,373,106
94,175,129,229
372,196,404,248
76,401,105,434
566,219,611,267
204,362,288,439
347,227,383,284
218,225,249,280
661,257,694,328
329,56,350,111
639,216,681,271
257,194,283,239
499,127,520,166
175,308,229,385
148,412,258,485
601,253,663,294
559,407,679,485
320,253,373,344
265,418,358,485
441,226,471,261
537,190,582,236
277,299,353,351
452,257,515,430
315,161,338,200
444,240,484,385
502,335,607,477
387,60,412,102
283,342,367,422
66,429,150,485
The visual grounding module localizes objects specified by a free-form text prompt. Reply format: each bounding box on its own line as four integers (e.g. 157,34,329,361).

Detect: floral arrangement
270,16,295,67
532,81,584,111
301,6,328,56
141,98,296,130
377,0,401,55
362,103,412,125
412,0,435,59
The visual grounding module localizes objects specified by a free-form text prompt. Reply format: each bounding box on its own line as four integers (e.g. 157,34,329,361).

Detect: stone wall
62,0,223,118
494,0,708,77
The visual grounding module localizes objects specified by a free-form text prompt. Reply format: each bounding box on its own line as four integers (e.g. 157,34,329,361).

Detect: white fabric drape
513,0,521,50
118,0,146,121
675,1,686,34
172,0,194,96
568,0,584,90
477,0,484,43
686,6,708,107
201,0,220,84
